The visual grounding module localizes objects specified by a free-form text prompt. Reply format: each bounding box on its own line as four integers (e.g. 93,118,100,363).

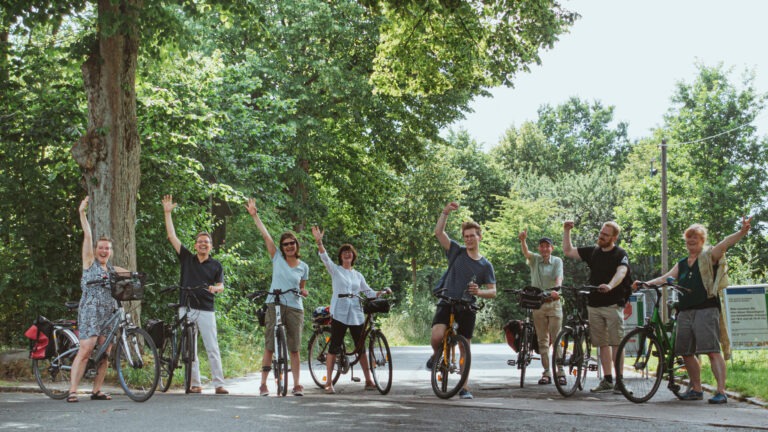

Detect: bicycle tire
669,356,692,398
182,325,195,394
615,327,663,403
158,328,175,392
431,333,471,399
307,328,338,388
275,326,288,397
33,329,79,399
115,327,160,402
519,325,529,388
368,331,393,395
552,327,581,397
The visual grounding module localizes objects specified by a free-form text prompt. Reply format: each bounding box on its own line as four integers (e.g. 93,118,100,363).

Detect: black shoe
426,355,435,369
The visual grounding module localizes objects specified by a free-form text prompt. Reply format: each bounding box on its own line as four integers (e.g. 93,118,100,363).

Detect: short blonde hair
603,221,621,237
684,224,708,243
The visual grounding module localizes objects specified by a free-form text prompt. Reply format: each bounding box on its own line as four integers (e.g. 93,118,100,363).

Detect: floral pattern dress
78,261,118,340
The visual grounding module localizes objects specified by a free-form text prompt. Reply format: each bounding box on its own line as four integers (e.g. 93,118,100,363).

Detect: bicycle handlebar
246,288,302,301
433,289,484,311
634,280,690,295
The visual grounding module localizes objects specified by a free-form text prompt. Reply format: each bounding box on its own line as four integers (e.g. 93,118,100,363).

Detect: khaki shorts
265,304,304,352
587,305,624,346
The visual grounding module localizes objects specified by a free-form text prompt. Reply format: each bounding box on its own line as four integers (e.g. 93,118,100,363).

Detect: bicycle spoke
116,328,160,402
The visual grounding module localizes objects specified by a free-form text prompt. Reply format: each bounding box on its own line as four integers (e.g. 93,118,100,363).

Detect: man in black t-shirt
563,220,631,393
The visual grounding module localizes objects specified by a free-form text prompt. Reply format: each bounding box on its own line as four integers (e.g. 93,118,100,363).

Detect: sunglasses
281,241,297,247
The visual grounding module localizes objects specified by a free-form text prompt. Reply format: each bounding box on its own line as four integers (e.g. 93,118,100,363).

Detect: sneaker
259,384,269,397
708,392,728,404
426,355,435,370
590,379,614,393
678,389,704,401
458,389,474,400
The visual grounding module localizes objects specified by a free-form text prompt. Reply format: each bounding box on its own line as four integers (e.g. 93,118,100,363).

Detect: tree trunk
71,0,142,325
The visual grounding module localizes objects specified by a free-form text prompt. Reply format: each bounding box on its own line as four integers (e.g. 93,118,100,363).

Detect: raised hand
79,196,89,213
443,201,459,214
563,220,575,231
162,195,177,213
245,198,258,216
740,215,753,235
311,226,324,242
518,229,527,242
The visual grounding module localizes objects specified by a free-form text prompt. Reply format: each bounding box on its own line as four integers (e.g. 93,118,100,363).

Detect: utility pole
661,139,669,322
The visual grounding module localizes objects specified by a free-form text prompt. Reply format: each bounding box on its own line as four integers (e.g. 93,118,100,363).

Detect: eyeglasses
196,240,211,244
281,241,297,247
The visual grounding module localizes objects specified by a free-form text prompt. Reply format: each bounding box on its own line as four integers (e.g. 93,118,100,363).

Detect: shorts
431,304,476,339
587,305,624,346
328,319,365,355
675,307,721,355
265,304,304,352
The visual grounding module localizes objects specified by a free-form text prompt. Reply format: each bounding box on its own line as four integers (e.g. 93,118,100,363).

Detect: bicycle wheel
115,327,160,402
552,328,581,397
274,326,289,397
669,356,692,398
158,329,175,392
33,330,78,399
309,327,342,388
368,331,392,395
431,333,471,399
182,325,195,394
615,327,663,403
519,326,530,388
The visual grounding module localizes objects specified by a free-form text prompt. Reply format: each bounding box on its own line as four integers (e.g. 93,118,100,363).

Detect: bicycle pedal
531,356,540,360
588,364,599,372
351,377,361,382
507,359,516,366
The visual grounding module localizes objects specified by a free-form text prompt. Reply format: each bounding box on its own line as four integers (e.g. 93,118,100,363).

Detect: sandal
557,376,567,386
292,385,304,396
324,385,336,394
538,376,552,385
66,392,79,403
259,384,269,397
90,391,112,401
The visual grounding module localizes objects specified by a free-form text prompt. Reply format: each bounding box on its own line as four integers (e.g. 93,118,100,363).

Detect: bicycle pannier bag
312,306,331,326
145,318,165,349
256,304,267,327
503,320,523,353
363,298,390,314
110,271,146,301
24,316,54,359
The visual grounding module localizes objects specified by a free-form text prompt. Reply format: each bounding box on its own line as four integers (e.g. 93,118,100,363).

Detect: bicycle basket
109,271,146,301
519,286,544,310
312,306,331,326
363,298,390,314
145,318,165,349
256,304,268,327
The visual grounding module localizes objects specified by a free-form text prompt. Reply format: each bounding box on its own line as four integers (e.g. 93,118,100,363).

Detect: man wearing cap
518,230,564,385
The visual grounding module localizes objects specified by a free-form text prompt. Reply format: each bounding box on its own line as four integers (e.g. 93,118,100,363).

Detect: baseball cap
538,237,554,246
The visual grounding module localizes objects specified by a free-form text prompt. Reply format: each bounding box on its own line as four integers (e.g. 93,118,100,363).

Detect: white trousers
180,309,225,388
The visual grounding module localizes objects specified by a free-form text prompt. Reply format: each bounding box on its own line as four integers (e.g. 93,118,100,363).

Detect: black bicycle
248,288,300,397
551,285,601,397
154,284,207,393
503,286,555,388
307,294,393,394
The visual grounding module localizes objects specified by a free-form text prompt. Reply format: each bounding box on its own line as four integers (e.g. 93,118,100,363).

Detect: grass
700,349,768,401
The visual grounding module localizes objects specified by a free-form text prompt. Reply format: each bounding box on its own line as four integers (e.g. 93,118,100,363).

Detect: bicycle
614,280,691,403
247,288,300,397
306,293,393,394
28,302,80,399
551,285,601,397
430,289,482,399
503,286,555,388
30,272,160,402
154,284,207,393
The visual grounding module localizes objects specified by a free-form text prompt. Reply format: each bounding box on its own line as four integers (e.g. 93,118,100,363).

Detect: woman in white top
312,226,390,394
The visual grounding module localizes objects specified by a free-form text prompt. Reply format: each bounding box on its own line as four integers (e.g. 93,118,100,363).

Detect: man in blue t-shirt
429,201,496,400
163,195,227,395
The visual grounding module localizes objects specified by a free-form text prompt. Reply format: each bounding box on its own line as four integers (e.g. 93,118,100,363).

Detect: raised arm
562,220,580,260
162,195,182,254
518,229,532,260
246,198,276,258
711,216,752,262
79,197,94,269
435,201,459,251
311,226,326,255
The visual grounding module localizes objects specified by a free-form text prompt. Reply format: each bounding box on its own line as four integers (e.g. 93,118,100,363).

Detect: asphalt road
2,344,766,431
